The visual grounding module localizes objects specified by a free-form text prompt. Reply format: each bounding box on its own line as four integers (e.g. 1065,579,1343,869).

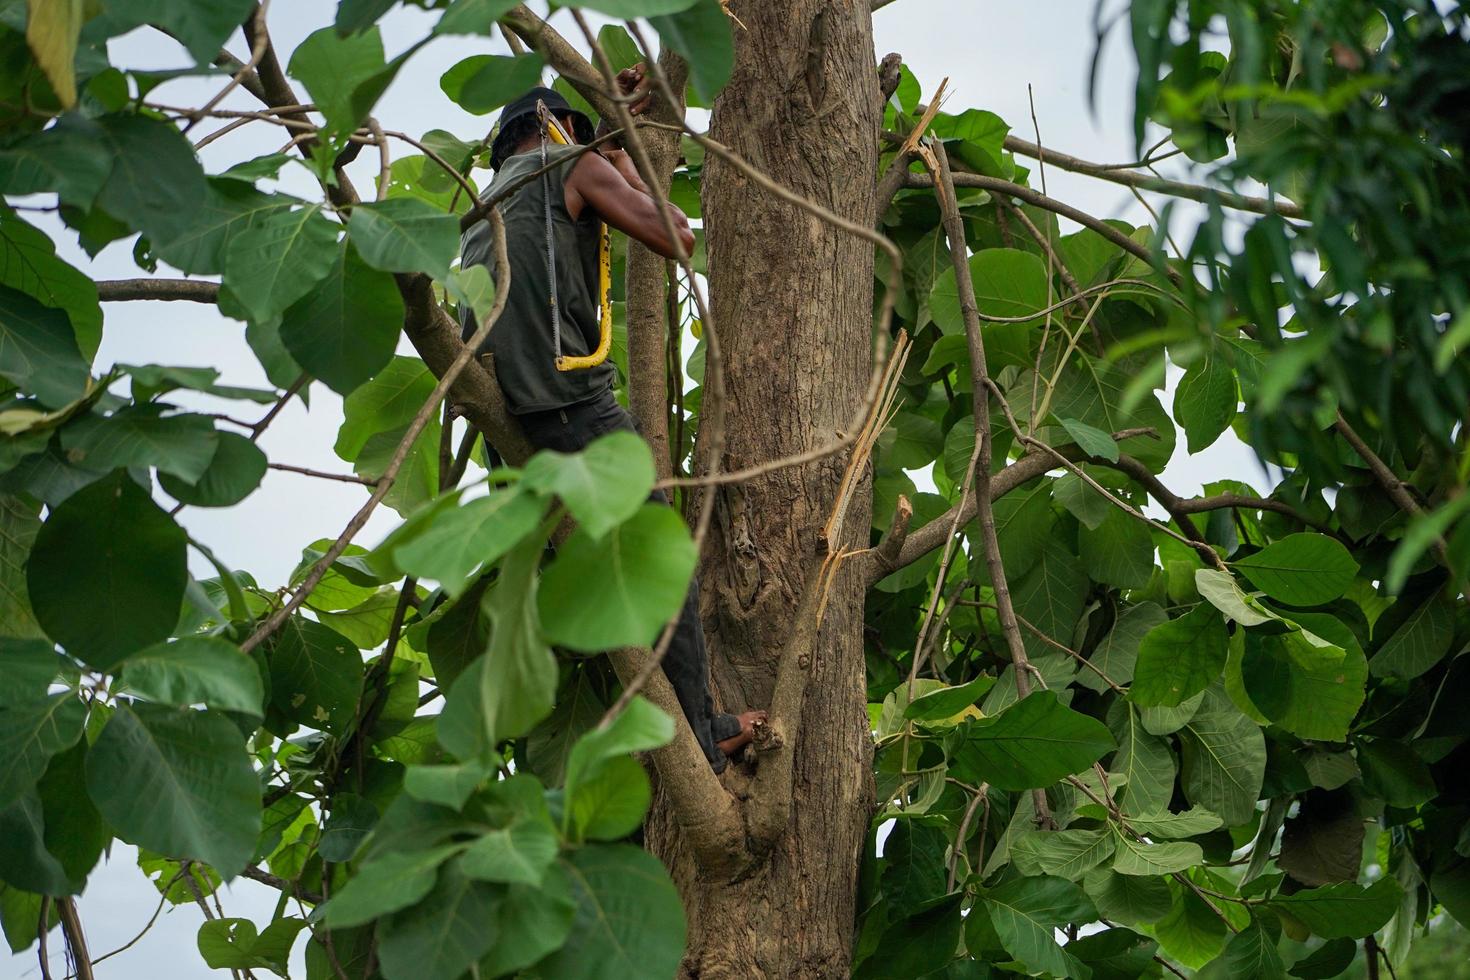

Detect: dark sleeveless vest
459,144,613,414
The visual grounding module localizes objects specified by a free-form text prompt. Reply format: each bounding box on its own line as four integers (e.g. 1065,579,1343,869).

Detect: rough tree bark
641,3,883,977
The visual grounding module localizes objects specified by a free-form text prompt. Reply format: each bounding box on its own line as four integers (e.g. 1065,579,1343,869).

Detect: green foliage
0,2,1465,977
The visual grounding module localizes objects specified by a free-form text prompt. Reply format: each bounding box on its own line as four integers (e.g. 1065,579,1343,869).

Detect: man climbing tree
459,78,764,770
3,1,1470,979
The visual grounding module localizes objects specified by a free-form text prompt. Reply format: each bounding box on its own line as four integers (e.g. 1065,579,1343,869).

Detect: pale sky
7,2,1261,977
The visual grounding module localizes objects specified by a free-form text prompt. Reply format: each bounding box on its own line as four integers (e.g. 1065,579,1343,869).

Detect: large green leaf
27,471,187,668
1010,828,1117,880
348,197,461,280
1173,352,1237,453
523,431,655,541
1369,591,1454,680
1232,533,1359,606
287,26,388,135
1153,888,1229,968
321,843,465,928
983,874,1096,980
1241,631,1365,741
539,504,696,652
265,617,363,733
1107,700,1175,815
432,0,525,35
0,789,72,894
0,113,112,208
563,752,651,843
36,741,107,889
94,113,208,246
390,487,545,596
154,179,296,276
1079,507,1154,589
1057,416,1119,462
198,917,306,976
119,636,265,717
0,693,85,811
532,844,687,980
952,692,1115,790
0,495,43,640
1007,537,1088,661
0,637,57,706
1269,878,1401,939
438,537,556,759
1220,922,1286,980
0,283,88,408
158,432,268,508
1110,833,1203,876
104,0,254,63
1130,601,1228,707
280,241,404,396
1178,692,1266,825
223,205,340,324
85,703,259,876
476,866,577,977
0,208,101,358
440,53,547,115
1081,601,1166,692
1083,867,1172,926
459,815,559,886
376,862,506,980
336,356,437,461
651,0,734,105
563,697,672,796
881,820,950,911
60,406,219,484
930,247,1044,369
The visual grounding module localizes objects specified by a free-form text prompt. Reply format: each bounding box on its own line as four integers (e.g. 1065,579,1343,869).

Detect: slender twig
966,600,1125,693
184,0,272,134
74,870,185,975
1001,132,1304,219
240,865,324,905
366,117,390,201
267,462,374,485
238,208,510,655
37,897,53,980
902,170,1160,272
1335,412,1450,568
947,782,990,890
929,140,1053,830
251,374,308,442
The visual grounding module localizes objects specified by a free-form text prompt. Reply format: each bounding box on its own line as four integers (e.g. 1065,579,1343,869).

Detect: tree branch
1334,411,1449,567
930,140,1052,829
1001,133,1305,220
501,5,616,119
96,278,221,303
902,170,1156,270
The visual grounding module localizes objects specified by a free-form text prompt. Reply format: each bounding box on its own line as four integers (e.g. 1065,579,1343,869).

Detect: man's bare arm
565,150,695,261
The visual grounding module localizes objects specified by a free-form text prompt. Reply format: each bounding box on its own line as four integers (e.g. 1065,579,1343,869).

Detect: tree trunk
643,3,881,976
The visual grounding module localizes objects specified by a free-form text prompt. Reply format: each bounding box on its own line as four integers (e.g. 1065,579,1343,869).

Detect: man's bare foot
716,710,768,757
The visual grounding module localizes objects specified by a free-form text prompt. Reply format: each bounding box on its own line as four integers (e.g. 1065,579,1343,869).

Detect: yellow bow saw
538,101,613,373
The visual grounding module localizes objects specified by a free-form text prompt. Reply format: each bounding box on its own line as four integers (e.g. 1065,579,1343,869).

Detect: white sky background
7,1,1265,977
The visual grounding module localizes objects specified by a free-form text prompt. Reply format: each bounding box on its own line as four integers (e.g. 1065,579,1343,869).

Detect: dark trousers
517,390,742,772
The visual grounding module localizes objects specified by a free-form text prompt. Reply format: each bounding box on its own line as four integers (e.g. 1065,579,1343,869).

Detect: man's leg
519,392,747,770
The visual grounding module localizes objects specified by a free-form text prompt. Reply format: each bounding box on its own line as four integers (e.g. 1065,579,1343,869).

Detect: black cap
489,86,595,170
